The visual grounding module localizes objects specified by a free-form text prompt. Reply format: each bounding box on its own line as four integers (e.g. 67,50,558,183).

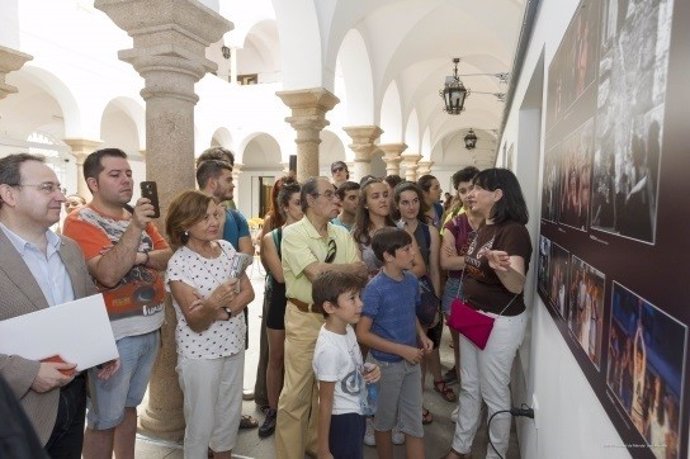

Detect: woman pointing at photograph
445,168,532,459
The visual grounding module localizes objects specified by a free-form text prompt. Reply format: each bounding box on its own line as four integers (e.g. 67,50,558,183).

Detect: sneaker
364,418,376,446
392,426,405,445
258,408,276,438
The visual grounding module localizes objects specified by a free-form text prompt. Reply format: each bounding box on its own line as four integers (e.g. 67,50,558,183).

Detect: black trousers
44,373,87,459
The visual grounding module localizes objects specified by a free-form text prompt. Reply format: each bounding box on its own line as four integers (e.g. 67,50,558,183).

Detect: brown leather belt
288,297,321,314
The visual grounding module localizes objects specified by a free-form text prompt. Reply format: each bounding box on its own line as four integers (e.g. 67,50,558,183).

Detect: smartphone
140,181,160,218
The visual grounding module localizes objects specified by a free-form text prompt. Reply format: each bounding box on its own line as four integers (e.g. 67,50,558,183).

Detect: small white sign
0,294,118,371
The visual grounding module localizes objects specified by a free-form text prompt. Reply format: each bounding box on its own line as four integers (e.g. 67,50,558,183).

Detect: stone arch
222,5,276,48
16,65,81,138
237,132,282,168
100,96,144,153
404,110,420,153
1,73,66,142
210,127,234,151
380,81,403,143
319,129,347,176
236,19,281,83
336,29,375,125
271,0,324,89
421,128,432,159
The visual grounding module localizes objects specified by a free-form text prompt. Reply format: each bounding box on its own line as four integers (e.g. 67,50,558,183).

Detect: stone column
276,88,339,182
342,125,383,183
400,153,421,182
0,46,32,101
378,143,406,177
63,139,103,198
95,0,232,441
417,159,433,177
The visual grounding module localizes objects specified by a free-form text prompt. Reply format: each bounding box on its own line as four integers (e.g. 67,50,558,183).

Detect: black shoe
258,408,277,438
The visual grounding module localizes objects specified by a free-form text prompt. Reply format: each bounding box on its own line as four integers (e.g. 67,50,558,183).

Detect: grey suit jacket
0,229,96,445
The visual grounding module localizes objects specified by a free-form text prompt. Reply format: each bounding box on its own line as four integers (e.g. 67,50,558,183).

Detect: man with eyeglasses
275,177,367,458
0,153,97,457
63,148,171,459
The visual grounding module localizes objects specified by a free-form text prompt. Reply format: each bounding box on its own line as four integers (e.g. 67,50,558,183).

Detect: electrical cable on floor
487,403,535,459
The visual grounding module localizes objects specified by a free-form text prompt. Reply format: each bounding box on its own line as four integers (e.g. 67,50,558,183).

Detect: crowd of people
0,149,533,459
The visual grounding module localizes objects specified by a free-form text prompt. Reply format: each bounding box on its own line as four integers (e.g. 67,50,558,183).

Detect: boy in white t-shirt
312,271,381,459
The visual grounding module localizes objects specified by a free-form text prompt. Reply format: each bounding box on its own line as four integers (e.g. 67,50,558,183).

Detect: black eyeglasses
325,238,337,263
14,182,67,195
314,189,337,200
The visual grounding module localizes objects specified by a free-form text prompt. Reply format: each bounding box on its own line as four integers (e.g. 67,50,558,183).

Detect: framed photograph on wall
606,282,686,459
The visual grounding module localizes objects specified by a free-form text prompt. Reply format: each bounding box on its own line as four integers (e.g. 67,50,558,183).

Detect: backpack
416,222,440,327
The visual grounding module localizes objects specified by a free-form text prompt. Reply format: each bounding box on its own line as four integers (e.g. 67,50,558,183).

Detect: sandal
443,366,458,384
239,414,259,429
422,407,433,425
433,380,457,402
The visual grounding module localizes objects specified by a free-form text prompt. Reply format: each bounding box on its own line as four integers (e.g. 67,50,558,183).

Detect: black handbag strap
455,261,518,317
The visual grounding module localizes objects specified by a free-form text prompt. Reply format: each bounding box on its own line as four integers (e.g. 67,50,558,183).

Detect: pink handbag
448,298,496,350
448,271,518,350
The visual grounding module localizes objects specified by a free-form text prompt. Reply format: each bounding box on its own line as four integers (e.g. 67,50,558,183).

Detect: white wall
501,0,632,457
528,299,632,459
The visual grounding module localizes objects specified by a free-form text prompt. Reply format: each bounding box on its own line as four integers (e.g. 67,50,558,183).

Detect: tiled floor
133,259,521,458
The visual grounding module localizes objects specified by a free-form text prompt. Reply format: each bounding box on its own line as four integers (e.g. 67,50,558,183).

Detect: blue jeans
442,277,463,315
86,331,160,430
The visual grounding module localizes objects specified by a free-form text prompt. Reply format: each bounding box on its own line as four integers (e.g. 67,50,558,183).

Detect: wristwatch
224,307,233,320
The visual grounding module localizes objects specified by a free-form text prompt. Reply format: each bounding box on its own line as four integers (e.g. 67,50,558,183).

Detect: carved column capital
400,153,422,182
417,159,434,177
0,45,32,100
343,125,383,160
63,138,104,198
276,88,339,181
378,143,407,177
95,0,232,103
343,125,383,182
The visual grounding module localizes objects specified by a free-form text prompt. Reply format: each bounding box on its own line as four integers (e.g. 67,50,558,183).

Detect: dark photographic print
545,0,600,131
592,0,673,244
558,119,594,230
567,256,605,368
572,0,599,100
537,235,552,298
606,282,685,459
541,143,561,223
548,242,570,318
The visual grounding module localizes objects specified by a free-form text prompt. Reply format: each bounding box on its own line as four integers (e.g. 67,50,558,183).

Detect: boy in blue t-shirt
313,271,381,459
356,227,433,458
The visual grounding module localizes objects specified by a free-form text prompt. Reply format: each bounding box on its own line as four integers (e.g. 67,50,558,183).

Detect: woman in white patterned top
165,190,255,459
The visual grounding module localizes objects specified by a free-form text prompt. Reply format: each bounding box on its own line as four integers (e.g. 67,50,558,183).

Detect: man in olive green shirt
275,177,367,458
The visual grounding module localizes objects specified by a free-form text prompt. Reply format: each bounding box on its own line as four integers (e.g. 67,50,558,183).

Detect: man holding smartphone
63,148,172,459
